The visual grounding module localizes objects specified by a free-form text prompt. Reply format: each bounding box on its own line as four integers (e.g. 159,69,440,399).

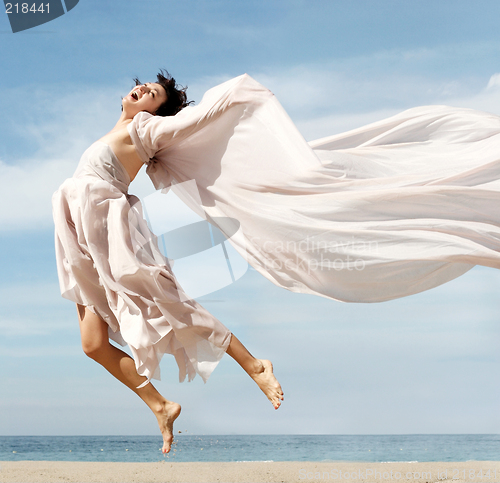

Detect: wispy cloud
184,44,500,140
0,282,73,336
0,83,128,232
4,45,500,231
0,345,81,358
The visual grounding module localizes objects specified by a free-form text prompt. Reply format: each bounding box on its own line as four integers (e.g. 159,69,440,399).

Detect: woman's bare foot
250,359,284,409
153,400,182,453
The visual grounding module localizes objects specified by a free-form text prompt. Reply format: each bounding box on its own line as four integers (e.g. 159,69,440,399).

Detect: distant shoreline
1,460,500,483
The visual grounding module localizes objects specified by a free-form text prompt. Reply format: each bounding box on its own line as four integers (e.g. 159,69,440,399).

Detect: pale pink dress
52,141,231,387
52,74,500,386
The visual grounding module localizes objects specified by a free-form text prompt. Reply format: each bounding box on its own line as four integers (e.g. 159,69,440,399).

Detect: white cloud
487,73,500,89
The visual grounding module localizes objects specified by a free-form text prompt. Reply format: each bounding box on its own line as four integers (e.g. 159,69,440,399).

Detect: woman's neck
111,112,133,133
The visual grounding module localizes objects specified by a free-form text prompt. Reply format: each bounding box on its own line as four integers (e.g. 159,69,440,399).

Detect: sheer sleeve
127,73,275,190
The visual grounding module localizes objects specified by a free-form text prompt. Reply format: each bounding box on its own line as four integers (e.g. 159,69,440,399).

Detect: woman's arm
127,74,273,164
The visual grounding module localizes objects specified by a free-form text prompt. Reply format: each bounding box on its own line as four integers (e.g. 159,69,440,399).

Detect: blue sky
1,0,499,440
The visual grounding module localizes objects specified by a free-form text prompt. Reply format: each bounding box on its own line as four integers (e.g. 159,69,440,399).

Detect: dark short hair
133,69,194,117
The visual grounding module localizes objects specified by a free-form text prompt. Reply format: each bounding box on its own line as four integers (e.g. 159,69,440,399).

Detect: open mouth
131,90,140,100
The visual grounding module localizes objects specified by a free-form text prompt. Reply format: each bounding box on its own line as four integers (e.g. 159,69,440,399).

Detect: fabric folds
127,74,500,304
52,142,231,386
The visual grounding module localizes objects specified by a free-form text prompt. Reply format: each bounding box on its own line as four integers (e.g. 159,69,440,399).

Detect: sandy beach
0,461,499,483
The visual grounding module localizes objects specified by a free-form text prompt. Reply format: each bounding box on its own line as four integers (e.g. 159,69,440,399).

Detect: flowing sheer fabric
128,74,500,304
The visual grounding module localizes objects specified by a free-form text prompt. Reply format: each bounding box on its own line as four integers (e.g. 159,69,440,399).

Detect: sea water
0,434,498,463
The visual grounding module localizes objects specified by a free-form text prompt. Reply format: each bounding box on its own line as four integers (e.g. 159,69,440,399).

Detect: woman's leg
76,304,180,454
226,334,284,409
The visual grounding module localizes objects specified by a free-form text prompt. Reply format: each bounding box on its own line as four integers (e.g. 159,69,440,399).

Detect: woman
53,69,500,452
52,71,284,454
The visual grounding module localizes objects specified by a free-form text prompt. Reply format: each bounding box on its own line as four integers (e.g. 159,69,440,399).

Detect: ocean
0,435,498,463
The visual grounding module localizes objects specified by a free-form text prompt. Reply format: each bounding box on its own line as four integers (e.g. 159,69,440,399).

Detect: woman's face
122,82,167,117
